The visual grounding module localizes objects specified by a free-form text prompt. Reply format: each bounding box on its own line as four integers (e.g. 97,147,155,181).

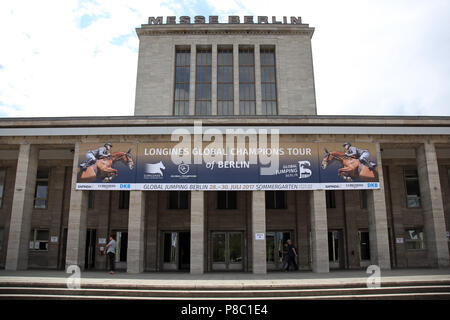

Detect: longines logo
148,16,303,25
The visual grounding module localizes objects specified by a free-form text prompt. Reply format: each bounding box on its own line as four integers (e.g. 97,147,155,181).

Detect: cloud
0,0,449,117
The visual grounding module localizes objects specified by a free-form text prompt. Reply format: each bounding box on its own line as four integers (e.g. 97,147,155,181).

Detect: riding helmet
104,142,113,148
343,142,351,147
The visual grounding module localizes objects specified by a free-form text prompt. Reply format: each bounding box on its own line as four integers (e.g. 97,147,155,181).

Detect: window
217,47,234,115
260,47,277,115
217,191,237,209
326,190,336,209
174,47,191,115
405,228,425,250
195,47,212,115
88,190,94,209
360,190,368,209
265,191,287,209
30,229,49,251
404,169,421,208
239,47,256,115
34,168,49,209
0,169,5,208
119,191,130,209
168,191,189,210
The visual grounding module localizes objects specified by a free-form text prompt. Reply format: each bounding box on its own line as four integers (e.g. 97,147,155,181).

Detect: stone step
1,285,449,299
1,292,450,300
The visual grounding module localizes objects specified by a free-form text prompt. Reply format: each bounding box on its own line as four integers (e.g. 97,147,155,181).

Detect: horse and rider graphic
321,142,378,182
77,143,135,183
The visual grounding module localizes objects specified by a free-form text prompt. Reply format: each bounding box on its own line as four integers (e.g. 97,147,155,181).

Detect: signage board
76,140,380,191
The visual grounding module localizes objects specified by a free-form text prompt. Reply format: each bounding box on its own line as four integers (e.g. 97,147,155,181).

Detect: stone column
190,191,204,274
127,191,146,273
211,44,218,116
233,44,240,115
65,142,88,270
254,44,262,115
367,143,391,270
252,190,266,274
189,44,197,115
309,190,329,273
416,142,450,267
5,143,39,270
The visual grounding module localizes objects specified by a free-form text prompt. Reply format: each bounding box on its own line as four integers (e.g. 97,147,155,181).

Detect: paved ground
0,268,449,288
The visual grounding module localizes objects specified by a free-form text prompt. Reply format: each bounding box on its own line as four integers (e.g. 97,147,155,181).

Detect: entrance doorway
211,232,243,271
113,230,128,270
328,230,345,269
162,231,190,271
266,231,293,271
85,229,96,270
358,230,371,267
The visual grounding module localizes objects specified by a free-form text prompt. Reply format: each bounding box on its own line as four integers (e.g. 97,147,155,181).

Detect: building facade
0,16,449,274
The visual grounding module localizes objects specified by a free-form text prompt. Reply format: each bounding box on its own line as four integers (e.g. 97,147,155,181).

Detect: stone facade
0,19,449,274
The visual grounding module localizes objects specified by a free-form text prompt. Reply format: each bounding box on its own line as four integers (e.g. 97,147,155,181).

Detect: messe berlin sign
75,131,380,191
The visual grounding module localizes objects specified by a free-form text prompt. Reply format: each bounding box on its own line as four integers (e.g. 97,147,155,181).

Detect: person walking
106,235,116,274
280,242,289,272
286,239,298,271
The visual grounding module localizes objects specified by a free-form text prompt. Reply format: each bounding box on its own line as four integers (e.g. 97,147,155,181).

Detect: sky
0,0,449,118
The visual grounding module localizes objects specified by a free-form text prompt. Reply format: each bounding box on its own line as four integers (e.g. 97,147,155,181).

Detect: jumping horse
77,149,135,183
321,149,378,182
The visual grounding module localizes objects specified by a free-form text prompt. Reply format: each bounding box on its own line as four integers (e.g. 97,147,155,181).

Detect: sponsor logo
145,161,166,176
298,160,312,179
77,184,92,189
325,184,340,189
120,184,131,189
178,163,190,175
367,182,379,188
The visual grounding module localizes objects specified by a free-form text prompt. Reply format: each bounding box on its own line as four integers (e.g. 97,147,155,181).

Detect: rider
343,142,376,171
80,142,113,171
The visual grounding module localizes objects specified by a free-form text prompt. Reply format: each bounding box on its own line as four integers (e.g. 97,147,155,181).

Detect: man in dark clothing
280,243,289,271
286,239,298,271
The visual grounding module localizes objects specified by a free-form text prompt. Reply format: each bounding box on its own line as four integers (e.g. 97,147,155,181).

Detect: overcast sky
0,0,449,118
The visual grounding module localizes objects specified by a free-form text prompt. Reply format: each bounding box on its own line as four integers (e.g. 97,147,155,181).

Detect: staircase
1,279,450,300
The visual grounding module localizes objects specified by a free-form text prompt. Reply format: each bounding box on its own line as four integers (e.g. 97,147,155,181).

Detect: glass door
162,231,190,271
266,231,292,271
328,230,340,269
211,232,243,271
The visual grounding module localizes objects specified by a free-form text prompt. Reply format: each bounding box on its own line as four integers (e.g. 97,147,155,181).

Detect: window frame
217,47,234,115
326,190,336,209
119,191,130,210
260,46,278,115
168,191,189,210
195,46,212,115
405,228,425,250
173,46,191,116
29,229,49,251
34,168,49,209
238,46,256,115
403,168,421,208
265,191,287,210
217,191,238,210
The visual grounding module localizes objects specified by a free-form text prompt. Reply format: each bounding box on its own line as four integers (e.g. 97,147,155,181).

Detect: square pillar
189,44,197,115
127,191,146,273
233,44,239,115
254,44,262,115
416,142,450,267
5,143,39,270
190,190,204,274
252,190,266,274
367,143,391,270
211,43,218,116
65,142,88,270
309,190,329,273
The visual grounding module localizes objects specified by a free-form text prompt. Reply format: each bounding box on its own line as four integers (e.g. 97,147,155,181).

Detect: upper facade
134,15,316,116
